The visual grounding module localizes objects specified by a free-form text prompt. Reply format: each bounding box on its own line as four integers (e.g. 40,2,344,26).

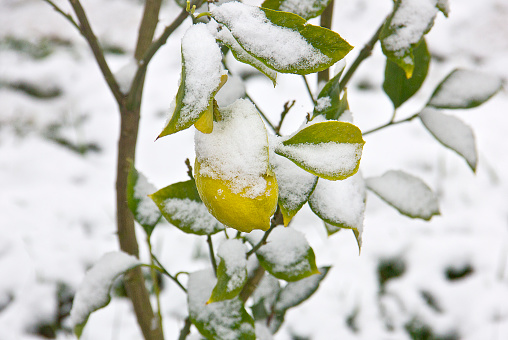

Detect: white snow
114,57,138,94
308,172,366,231
315,96,331,111
366,170,440,220
194,98,270,198
210,2,331,71
274,269,326,312
428,69,503,108
133,171,161,226
277,0,330,19
217,239,247,292
420,107,477,170
215,73,246,107
163,198,222,234
70,252,141,327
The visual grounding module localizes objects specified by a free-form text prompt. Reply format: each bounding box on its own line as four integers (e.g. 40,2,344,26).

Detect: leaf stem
302,75,316,104
363,113,419,136
275,100,295,136
338,19,386,94
207,235,218,277
245,93,277,133
178,317,192,340
152,254,187,293
147,236,164,338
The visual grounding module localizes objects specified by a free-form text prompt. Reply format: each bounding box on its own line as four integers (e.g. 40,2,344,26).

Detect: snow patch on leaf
217,239,247,293
133,172,160,227
163,198,222,234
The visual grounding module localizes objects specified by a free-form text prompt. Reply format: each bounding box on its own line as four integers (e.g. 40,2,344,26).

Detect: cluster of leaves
67,0,503,338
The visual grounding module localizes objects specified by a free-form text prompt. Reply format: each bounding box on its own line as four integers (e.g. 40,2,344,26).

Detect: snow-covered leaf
427,69,503,109
366,170,440,220
126,164,161,236
150,179,223,235
380,0,443,78
270,147,318,226
210,2,352,75
158,24,227,138
246,228,319,281
274,266,330,313
188,270,256,340
274,121,364,180
194,99,278,233
70,252,142,338
383,38,430,109
312,62,348,120
309,173,366,252
208,240,248,303
262,0,332,20
210,22,277,86
420,107,478,171
251,274,281,320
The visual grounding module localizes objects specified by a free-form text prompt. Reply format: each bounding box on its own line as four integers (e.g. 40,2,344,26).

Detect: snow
215,73,246,107
274,269,327,312
163,198,222,234
69,252,141,327
210,2,331,71
276,0,330,19
428,69,503,108
308,172,366,231
315,96,331,111
382,0,440,57
365,170,440,220
194,98,270,198
133,170,161,226
420,107,477,170
217,239,247,292
114,57,138,94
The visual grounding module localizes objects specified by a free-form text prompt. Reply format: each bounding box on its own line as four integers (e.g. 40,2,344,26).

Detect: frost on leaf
262,0,331,20
366,170,439,220
194,99,278,233
427,69,503,109
270,137,317,226
70,252,141,338
158,23,227,137
420,107,477,171
309,172,366,251
150,179,223,235
274,121,364,180
380,0,444,78
127,165,161,236
210,2,352,75
188,270,255,340
209,239,248,303
246,228,319,281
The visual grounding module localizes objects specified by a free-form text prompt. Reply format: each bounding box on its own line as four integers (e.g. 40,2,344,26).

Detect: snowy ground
1,0,508,339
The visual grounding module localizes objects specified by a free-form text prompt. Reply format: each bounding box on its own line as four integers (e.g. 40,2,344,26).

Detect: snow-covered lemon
194,98,278,233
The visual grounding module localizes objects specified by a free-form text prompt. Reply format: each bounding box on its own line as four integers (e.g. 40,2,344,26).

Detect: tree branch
362,113,419,136
67,0,124,104
317,0,335,84
42,0,80,31
207,235,218,277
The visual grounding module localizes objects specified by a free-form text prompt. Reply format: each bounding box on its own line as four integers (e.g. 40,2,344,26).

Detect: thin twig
246,208,283,258
178,317,192,340
42,0,80,30
245,93,277,133
275,100,295,136
185,158,194,180
363,113,419,136
152,254,187,293
302,75,315,103
338,19,386,94
317,0,335,84
147,236,164,338
67,0,124,104
207,235,218,277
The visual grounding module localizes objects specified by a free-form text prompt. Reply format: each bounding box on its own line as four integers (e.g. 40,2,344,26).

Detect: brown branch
67,0,124,105
239,265,266,302
135,0,163,61
42,0,80,31
274,100,295,136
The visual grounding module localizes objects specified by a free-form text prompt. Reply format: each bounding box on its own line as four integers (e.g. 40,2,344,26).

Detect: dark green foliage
405,318,458,340
420,290,442,313
377,257,406,292
445,264,474,281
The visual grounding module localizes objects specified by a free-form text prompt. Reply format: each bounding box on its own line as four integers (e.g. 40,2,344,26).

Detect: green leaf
427,69,503,109
270,151,318,226
150,179,223,235
247,227,320,281
127,164,161,236
213,23,277,86
208,240,248,303
251,274,281,320
210,2,352,75
312,63,349,120
262,0,332,20
274,121,364,180
274,266,330,313
158,24,226,138
70,252,142,338
419,107,477,171
383,38,430,109
366,170,440,220
188,270,256,340
380,0,441,78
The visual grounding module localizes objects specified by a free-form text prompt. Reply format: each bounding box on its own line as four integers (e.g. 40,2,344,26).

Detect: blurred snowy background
1,0,508,339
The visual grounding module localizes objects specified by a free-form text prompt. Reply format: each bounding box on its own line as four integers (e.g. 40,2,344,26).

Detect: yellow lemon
195,159,278,233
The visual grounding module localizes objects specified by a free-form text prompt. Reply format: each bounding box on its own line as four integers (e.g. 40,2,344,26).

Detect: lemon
195,160,278,233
